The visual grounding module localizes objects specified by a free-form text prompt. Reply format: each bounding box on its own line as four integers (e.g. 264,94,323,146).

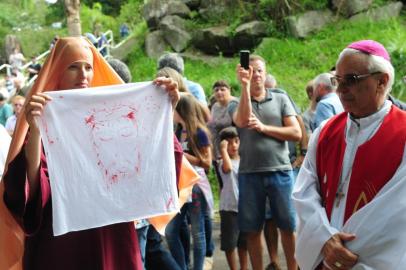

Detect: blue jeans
190,185,209,270
238,170,296,232
145,225,182,270
204,211,215,257
136,225,149,269
165,204,190,270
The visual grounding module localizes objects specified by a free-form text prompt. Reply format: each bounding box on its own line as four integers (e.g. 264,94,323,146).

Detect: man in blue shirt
312,72,344,130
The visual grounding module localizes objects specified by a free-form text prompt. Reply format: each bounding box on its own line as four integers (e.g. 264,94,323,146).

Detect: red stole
317,106,406,223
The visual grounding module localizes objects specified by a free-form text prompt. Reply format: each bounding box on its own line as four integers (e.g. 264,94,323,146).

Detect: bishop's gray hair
337,48,395,95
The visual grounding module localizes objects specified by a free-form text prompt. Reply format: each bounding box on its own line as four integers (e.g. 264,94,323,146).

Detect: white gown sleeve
293,126,339,270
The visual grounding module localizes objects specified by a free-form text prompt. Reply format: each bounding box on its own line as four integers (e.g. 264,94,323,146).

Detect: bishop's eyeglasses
330,72,381,87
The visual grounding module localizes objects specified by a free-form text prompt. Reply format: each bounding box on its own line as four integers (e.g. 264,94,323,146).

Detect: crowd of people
0,35,406,270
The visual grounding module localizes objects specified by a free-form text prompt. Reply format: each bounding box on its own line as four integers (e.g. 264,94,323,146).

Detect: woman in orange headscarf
0,37,183,270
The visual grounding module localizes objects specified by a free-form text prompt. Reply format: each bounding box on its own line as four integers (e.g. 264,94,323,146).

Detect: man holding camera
229,54,301,270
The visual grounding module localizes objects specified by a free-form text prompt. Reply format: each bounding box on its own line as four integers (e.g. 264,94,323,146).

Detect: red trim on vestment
317,106,406,222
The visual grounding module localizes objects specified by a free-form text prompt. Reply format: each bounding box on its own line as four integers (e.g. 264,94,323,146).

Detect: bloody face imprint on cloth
85,103,142,187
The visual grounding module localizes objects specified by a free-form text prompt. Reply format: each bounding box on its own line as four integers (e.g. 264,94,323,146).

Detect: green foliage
45,1,65,26
17,28,67,58
117,0,145,27
80,4,119,38
81,0,129,17
0,1,63,60
127,14,406,108
208,168,220,210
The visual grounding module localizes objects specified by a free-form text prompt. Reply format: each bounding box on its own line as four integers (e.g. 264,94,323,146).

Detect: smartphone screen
240,50,250,70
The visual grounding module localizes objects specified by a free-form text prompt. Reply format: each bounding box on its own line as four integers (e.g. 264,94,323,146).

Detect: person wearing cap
293,40,406,270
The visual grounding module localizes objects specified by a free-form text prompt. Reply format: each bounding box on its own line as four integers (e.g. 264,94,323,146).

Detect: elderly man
230,55,301,270
312,72,344,130
293,40,406,270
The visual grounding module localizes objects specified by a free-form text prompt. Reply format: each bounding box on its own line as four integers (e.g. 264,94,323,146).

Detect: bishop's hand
322,232,358,270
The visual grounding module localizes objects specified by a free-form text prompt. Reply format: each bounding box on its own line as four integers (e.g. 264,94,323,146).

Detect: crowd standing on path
1,36,406,270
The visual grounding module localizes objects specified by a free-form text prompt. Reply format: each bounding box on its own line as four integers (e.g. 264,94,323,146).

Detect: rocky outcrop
193,21,268,55
332,0,373,17
233,21,268,51
145,30,167,58
142,0,190,30
194,26,233,55
350,2,403,22
287,10,333,38
142,0,404,57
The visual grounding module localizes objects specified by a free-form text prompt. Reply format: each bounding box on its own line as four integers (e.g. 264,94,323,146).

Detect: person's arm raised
219,140,232,173
154,77,180,111
24,93,52,201
233,64,253,128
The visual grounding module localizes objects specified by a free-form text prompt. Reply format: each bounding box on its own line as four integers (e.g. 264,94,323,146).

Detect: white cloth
293,101,406,270
219,159,239,212
0,125,11,178
5,114,16,134
194,166,214,217
37,82,179,236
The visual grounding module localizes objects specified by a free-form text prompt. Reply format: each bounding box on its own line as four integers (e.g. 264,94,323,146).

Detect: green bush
80,4,119,38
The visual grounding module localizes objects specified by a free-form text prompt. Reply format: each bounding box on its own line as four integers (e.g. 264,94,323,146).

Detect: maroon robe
3,135,183,270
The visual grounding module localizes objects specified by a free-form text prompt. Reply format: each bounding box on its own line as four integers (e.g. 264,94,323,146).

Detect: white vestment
293,101,406,270
37,82,179,236
0,125,11,178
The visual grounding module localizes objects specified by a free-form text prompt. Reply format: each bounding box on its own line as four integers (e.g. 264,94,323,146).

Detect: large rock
350,2,403,22
233,21,268,50
145,30,168,58
181,0,201,10
332,0,373,17
193,26,233,55
142,0,190,30
164,29,191,52
160,15,187,30
286,10,333,38
142,0,170,30
166,1,191,18
161,16,192,52
199,0,235,21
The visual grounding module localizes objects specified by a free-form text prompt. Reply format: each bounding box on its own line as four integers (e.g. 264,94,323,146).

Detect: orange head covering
0,37,198,269
6,37,123,165
0,37,123,270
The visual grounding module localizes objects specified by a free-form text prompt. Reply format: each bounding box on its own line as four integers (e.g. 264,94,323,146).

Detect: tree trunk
64,0,82,36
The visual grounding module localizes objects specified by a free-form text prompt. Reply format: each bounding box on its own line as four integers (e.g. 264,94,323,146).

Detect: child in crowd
218,127,248,270
173,93,214,270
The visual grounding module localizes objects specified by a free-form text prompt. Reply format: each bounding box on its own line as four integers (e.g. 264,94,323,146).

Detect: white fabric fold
294,102,406,270
37,82,179,236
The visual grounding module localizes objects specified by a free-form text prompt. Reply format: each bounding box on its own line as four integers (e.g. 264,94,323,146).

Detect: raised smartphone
240,50,250,70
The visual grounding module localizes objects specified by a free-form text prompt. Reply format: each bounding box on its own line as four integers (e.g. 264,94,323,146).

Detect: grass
126,14,406,205
127,14,406,110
